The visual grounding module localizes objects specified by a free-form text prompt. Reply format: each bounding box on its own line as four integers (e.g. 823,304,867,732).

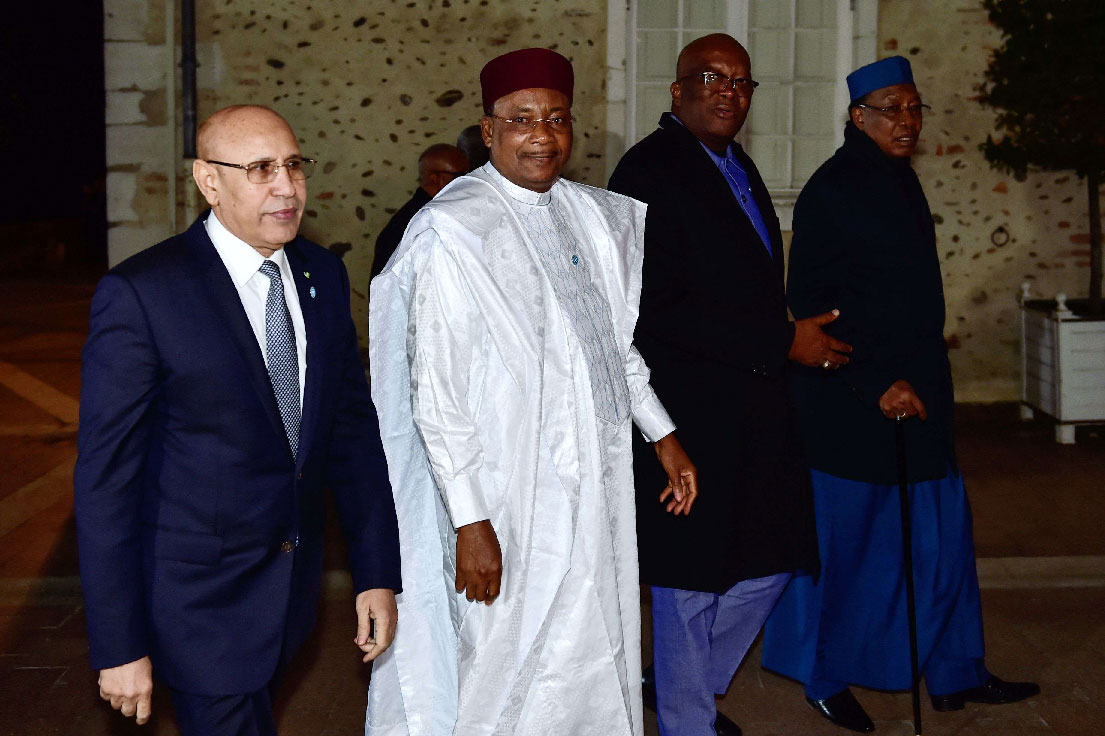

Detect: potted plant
978,0,1105,443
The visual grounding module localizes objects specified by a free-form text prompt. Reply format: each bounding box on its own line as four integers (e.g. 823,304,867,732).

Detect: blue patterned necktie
259,260,300,457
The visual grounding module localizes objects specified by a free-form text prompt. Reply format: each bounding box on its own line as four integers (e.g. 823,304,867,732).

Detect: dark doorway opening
0,2,107,277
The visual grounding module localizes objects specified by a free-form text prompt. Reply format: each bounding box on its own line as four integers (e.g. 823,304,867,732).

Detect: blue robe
762,469,986,695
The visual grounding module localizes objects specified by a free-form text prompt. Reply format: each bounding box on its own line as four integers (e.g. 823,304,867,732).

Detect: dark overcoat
609,113,819,593
75,214,402,695
371,186,432,279
787,122,956,484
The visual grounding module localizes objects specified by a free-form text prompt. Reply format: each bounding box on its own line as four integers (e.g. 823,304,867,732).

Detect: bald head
676,34,750,80
418,144,469,197
196,105,295,161
192,105,305,257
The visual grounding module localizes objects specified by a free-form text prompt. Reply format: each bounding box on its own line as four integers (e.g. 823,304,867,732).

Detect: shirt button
281,541,294,553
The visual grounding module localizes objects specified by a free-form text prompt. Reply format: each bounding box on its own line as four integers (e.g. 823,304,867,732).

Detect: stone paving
1,277,1102,735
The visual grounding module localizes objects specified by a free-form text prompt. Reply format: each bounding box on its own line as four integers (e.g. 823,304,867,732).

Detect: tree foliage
979,0,1105,309
978,0,1105,179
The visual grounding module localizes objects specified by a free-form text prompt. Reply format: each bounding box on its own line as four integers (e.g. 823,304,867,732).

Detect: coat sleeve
324,259,403,595
406,229,493,530
787,184,901,406
609,161,796,376
74,273,157,670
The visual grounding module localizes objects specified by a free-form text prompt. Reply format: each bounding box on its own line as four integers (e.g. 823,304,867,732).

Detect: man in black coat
369,143,468,279
608,33,851,736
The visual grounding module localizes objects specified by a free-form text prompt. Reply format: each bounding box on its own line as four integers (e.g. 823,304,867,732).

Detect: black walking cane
895,419,923,736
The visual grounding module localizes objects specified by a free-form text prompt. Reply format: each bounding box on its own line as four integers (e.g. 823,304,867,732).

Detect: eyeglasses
204,157,317,184
854,103,931,120
487,115,574,133
679,72,759,98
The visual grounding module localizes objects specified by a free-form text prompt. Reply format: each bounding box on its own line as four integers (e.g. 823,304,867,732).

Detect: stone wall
103,0,1100,399
105,0,608,338
879,0,1102,401
104,0,178,265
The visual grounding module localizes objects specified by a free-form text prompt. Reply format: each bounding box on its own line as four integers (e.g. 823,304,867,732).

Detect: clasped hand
878,379,927,421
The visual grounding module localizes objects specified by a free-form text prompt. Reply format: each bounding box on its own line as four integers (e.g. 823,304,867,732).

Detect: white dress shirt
206,212,307,404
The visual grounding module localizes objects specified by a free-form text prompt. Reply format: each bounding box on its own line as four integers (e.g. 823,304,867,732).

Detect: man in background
370,143,468,279
457,123,490,171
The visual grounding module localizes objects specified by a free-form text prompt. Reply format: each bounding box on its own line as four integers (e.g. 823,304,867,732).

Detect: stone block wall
104,0,180,265
102,0,1101,399
105,0,607,335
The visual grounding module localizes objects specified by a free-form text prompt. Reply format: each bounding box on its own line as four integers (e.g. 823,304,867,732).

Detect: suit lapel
285,242,321,470
184,215,288,450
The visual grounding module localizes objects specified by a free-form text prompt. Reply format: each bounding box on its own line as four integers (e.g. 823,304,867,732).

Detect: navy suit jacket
74,214,401,695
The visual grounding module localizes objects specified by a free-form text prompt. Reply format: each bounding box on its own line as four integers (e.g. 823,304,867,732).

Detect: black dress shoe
642,665,657,710
713,710,743,736
930,675,1040,712
806,689,875,733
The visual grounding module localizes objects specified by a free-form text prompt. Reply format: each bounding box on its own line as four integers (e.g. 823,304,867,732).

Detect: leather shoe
642,666,742,735
642,665,657,710
806,689,875,733
930,675,1040,712
713,710,742,736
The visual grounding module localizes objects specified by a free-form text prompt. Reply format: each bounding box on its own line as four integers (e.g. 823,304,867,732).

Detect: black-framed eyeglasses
679,71,759,97
487,115,574,133
204,157,317,184
855,103,931,120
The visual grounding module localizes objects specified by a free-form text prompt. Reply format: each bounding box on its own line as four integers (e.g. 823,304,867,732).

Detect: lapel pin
303,271,311,278
309,286,317,298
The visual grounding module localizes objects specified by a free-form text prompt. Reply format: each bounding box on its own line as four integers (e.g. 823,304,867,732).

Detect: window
605,0,878,226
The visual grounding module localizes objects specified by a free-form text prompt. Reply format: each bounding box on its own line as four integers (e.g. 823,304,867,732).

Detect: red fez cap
480,48,574,112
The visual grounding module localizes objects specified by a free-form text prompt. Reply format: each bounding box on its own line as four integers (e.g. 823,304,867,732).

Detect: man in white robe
366,48,699,736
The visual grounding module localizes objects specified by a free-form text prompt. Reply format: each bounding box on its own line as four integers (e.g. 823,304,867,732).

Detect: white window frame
605,0,878,229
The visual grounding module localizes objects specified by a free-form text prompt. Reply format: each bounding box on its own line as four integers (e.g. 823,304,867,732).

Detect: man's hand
354,588,398,663
456,519,502,604
788,309,853,369
879,379,928,421
99,656,153,725
653,432,698,516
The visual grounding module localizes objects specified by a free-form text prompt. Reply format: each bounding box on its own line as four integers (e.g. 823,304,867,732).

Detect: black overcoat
609,113,819,592
371,186,431,279
787,122,956,484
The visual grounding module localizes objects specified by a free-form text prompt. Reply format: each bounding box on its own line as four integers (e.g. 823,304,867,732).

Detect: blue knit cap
846,56,914,102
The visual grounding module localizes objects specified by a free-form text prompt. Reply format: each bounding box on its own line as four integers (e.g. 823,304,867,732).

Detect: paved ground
1,277,1103,735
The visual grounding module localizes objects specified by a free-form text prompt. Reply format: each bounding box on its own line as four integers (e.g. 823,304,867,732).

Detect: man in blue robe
761,56,1039,733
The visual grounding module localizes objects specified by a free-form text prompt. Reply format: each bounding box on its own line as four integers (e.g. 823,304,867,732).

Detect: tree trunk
1089,169,1102,314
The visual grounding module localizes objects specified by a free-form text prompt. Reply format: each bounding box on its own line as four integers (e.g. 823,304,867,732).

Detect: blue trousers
762,469,987,699
170,685,278,736
652,573,790,736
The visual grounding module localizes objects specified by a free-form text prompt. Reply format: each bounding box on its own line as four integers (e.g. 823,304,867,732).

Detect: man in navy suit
75,105,401,734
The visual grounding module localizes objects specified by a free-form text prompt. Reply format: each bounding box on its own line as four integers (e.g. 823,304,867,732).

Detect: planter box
1021,291,1105,443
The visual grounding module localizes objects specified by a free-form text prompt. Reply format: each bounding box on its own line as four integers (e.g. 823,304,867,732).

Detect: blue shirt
672,115,773,257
